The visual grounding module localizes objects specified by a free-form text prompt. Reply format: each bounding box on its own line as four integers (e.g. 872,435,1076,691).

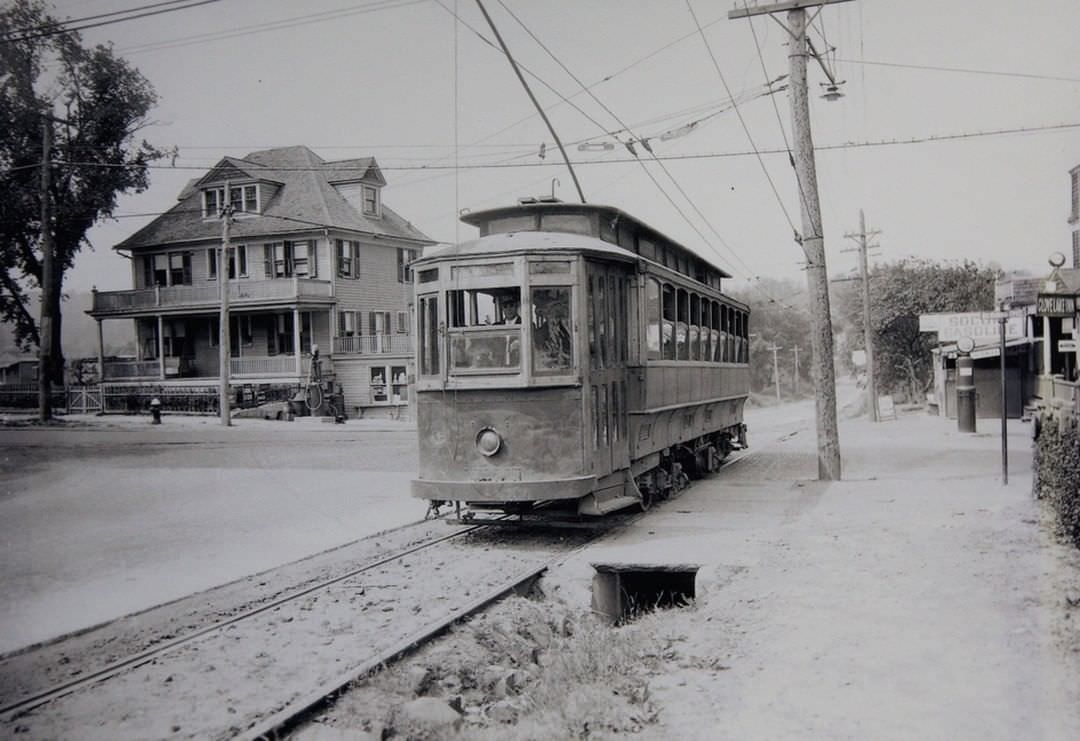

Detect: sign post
999,312,1008,485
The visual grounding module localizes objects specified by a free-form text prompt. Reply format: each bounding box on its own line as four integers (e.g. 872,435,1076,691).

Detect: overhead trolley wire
22,120,1077,178
116,0,422,55
687,0,800,242
1,0,223,42
493,0,756,280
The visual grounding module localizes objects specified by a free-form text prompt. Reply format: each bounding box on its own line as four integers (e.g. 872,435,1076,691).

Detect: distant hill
0,290,135,364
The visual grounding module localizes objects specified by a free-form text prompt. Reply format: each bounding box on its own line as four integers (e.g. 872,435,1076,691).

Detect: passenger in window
496,294,521,324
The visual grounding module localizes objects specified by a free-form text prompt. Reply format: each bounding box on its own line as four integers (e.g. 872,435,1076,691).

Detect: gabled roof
116,146,431,250
1044,267,1080,294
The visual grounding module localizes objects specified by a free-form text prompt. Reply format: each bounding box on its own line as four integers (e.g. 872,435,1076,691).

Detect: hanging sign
1037,294,1077,317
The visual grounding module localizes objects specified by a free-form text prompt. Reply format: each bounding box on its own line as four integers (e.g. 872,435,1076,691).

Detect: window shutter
310,242,317,278
352,242,360,278
264,245,273,278
182,253,192,285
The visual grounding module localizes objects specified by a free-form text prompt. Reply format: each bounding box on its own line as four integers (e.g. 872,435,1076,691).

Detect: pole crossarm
729,0,854,20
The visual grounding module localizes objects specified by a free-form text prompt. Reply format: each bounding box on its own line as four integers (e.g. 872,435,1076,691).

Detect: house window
265,242,291,278
397,248,415,283
207,245,247,279
336,239,360,278
338,309,361,337
267,313,294,355
203,189,221,218
209,316,254,352
205,184,258,217
370,365,407,404
362,185,379,216
162,319,189,358
228,184,258,213
397,310,409,334
144,251,192,287
292,240,316,278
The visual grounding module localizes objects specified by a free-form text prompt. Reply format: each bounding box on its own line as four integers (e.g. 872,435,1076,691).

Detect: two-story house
88,146,434,416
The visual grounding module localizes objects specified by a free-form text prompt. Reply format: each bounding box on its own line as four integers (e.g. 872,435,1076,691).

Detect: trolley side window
531,286,574,374
661,284,676,360
646,278,662,360
418,294,439,376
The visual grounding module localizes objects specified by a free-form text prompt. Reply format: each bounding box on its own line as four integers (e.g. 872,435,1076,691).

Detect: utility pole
219,182,233,426
768,343,784,402
37,117,55,422
729,0,851,480
844,209,882,422
792,345,801,396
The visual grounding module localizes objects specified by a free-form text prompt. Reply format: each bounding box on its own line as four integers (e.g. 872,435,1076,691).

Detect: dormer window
362,185,380,217
203,189,221,218
203,184,259,217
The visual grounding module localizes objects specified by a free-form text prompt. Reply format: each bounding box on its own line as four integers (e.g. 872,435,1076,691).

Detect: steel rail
0,523,486,720
239,562,549,741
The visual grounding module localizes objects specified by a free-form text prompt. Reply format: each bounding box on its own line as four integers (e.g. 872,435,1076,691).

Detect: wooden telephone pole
729,0,852,480
768,343,784,402
37,118,55,421
219,182,233,426
844,209,882,421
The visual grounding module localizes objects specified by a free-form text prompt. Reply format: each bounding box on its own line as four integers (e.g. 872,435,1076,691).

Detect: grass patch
326,595,673,739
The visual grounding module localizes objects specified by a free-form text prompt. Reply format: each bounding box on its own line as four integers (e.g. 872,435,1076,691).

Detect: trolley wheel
304,383,323,412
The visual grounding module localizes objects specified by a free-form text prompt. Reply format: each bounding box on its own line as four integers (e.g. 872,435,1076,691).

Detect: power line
2,0,201,39
18,120,1075,179
493,0,746,278
116,0,421,55
834,57,1080,84
2,0,223,42
686,0,800,240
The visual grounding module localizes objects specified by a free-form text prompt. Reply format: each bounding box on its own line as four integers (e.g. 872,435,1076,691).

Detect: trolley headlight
476,427,502,457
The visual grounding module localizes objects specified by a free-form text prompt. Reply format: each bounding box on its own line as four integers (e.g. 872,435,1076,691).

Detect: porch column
96,319,104,383
293,307,302,376
329,308,336,356
157,314,165,379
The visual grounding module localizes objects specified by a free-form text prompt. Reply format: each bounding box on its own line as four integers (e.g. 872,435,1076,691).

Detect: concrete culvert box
590,562,700,624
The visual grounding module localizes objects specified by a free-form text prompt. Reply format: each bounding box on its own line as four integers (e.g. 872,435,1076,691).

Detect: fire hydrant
150,397,162,425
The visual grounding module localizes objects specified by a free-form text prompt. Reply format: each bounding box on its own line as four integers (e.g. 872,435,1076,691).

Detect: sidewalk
549,409,1080,740
1,410,416,434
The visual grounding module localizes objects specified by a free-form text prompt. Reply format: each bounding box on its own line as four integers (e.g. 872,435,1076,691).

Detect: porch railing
92,279,333,314
102,356,314,380
103,360,161,380
333,334,412,355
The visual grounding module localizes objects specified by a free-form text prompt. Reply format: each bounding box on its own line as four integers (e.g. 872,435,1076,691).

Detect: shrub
1034,411,1080,548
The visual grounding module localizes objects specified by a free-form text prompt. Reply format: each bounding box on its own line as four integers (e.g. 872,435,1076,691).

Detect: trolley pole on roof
219,181,233,427
729,0,853,480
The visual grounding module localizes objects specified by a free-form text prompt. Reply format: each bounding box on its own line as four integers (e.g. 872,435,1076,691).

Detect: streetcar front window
447,287,522,374
531,286,573,373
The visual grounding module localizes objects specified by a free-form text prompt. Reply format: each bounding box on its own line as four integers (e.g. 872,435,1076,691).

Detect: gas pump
956,336,976,433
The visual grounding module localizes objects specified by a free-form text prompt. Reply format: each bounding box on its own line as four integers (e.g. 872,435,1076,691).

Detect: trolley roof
445,200,733,285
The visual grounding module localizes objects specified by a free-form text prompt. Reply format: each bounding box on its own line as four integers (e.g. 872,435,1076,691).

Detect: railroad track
2,451,753,739
0,519,568,740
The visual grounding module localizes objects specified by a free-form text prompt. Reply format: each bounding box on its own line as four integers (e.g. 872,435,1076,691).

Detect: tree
0,0,161,418
834,258,997,403
731,278,812,398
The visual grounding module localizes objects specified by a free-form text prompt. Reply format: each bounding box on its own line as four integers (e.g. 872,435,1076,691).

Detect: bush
1033,411,1080,548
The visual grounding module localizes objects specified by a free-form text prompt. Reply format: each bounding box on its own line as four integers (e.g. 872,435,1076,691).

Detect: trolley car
410,199,749,517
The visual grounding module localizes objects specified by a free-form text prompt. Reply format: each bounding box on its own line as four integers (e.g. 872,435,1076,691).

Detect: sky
35,0,1080,297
